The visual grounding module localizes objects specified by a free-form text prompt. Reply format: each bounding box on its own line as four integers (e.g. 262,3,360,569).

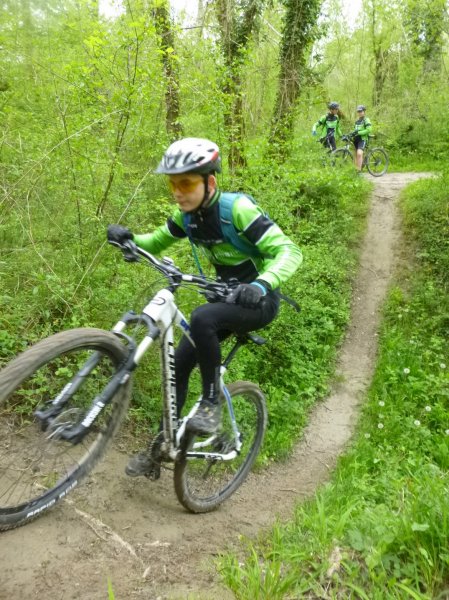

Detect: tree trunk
153,1,183,140
268,0,322,157
370,4,386,107
406,0,446,75
215,0,266,173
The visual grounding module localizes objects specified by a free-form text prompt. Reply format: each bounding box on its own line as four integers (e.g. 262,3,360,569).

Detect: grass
219,172,449,598
386,152,446,173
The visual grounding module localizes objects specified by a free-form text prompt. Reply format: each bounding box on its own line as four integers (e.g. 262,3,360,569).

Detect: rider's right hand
107,224,133,244
312,129,317,136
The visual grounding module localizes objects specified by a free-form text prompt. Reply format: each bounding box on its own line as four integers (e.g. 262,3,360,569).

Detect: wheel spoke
367,148,388,176
174,382,267,513
0,329,129,530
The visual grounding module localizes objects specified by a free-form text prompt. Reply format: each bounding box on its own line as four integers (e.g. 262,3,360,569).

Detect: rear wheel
0,328,131,531
174,381,267,513
366,147,389,176
330,147,353,167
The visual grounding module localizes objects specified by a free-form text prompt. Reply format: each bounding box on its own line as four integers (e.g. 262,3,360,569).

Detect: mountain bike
331,134,389,176
0,240,268,531
318,130,338,166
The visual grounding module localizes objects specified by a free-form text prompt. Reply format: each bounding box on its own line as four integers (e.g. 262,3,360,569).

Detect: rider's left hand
107,224,133,244
226,281,268,308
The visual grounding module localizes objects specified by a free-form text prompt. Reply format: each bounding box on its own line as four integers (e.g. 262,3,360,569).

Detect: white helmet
155,138,222,175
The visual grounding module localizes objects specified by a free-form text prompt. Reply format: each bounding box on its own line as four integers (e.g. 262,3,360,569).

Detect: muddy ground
0,173,431,600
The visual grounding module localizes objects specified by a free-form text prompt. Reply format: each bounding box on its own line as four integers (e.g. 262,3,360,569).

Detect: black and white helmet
155,138,222,175
328,101,340,109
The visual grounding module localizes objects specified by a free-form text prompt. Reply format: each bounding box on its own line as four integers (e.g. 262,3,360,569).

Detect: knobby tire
174,381,267,513
366,147,389,177
0,328,131,531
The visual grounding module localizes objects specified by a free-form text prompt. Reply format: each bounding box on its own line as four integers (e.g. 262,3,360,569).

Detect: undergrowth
219,172,449,598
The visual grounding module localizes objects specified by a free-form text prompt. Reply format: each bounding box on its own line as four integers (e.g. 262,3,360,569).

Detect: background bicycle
318,130,338,166
331,134,389,176
0,241,267,530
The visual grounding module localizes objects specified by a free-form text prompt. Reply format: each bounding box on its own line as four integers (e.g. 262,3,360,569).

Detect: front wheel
0,328,131,531
366,147,389,176
174,381,267,513
330,147,354,167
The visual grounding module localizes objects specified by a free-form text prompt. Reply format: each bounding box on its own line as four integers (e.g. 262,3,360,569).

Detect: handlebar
341,133,376,142
108,239,236,302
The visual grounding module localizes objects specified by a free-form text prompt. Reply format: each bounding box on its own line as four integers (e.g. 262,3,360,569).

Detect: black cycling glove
226,281,268,309
107,224,133,244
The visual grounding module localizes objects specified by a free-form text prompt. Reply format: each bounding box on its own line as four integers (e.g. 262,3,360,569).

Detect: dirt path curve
0,173,431,600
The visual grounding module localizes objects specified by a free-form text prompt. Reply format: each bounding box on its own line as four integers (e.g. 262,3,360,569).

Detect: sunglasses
168,176,203,194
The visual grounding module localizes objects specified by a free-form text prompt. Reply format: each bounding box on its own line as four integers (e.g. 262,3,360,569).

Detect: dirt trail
0,173,431,600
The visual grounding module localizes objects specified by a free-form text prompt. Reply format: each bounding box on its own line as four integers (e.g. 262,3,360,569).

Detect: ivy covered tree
268,0,323,156
214,0,267,171
151,0,184,140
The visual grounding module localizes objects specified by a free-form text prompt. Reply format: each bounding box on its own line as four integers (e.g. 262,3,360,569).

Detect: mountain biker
350,105,372,172
312,101,342,152
107,137,302,478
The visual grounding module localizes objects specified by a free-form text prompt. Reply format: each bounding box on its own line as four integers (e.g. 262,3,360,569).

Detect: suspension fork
37,312,160,444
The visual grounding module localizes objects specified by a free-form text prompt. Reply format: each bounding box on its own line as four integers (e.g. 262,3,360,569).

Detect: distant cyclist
312,101,342,152
350,105,372,172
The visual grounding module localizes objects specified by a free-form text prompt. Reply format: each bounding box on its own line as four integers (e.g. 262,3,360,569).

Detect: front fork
35,312,159,444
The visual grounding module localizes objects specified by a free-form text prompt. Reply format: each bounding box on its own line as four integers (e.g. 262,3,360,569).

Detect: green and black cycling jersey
353,116,372,141
133,189,303,290
312,113,342,138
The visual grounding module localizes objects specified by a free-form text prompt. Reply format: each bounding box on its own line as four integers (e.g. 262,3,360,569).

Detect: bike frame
340,135,374,162
113,287,243,462
43,257,245,463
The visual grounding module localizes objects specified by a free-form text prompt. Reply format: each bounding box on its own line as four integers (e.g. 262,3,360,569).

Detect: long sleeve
355,117,372,138
312,115,326,133
231,196,302,290
133,219,184,255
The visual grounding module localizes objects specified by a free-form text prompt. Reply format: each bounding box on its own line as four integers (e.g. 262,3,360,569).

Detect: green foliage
400,172,449,280
1,3,447,594
268,0,324,153
220,171,449,599
107,578,115,600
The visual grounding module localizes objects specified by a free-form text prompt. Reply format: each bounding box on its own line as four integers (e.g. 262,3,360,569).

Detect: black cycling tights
174,294,279,412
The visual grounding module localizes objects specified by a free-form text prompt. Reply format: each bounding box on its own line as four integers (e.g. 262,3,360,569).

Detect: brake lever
201,281,233,303
108,239,140,262
122,249,140,263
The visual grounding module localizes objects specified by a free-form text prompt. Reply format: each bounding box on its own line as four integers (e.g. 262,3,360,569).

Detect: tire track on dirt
0,173,431,600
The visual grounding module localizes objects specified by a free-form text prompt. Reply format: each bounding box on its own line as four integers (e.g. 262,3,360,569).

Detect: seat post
222,338,245,369
222,332,266,369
